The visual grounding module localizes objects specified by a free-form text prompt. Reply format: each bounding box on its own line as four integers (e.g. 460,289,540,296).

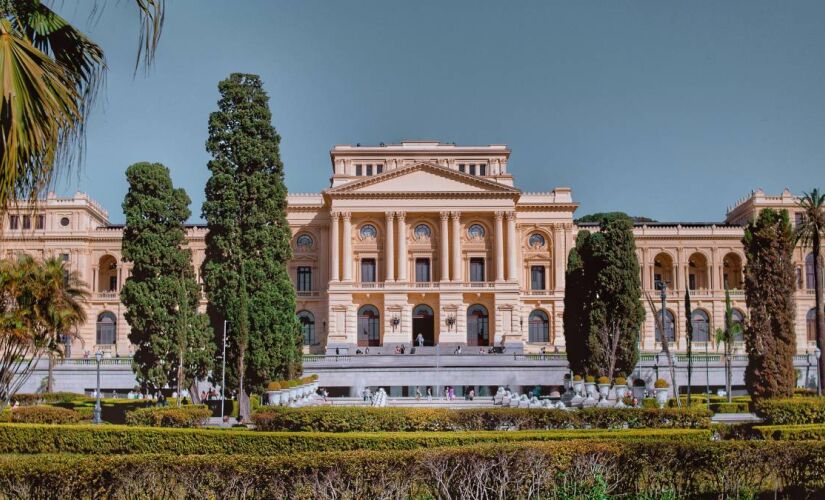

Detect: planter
278,390,290,406
585,383,597,398
597,384,610,400
614,385,628,400
572,381,584,395
264,391,279,405
655,387,669,409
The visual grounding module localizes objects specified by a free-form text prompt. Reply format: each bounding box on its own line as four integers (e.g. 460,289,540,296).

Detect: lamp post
816,347,822,396
93,350,103,424
221,320,228,421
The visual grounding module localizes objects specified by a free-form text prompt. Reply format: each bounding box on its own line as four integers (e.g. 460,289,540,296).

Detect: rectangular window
479,164,487,176
377,165,383,174
796,213,806,227
366,164,373,176
361,258,376,283
469,164,476,175
22,215,30,230
688,274,697,290
35,215,45,230
459,164,466,173
109,276,118,292
531,266,546,291
8,215,18,230
470,258,485,282
415,258,431,282
60,253,70,262
355,164,362,176
297,266,312,291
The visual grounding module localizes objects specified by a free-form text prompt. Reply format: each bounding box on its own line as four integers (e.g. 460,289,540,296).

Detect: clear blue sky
61,0,825,223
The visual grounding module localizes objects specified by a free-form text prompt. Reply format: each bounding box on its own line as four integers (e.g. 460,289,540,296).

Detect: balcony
296,290,322,298
93,291,119,302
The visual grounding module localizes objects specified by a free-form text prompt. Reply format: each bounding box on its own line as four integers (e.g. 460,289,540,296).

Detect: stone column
495,211,505,282
451,211,462,282
506,211,517,282
397,212,407,281
385,212,395,281
342,212,352,282
440,212,450,282
330,212,340,281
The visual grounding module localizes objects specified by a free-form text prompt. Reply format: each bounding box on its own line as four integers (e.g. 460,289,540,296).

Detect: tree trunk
177,346,184,407
726,342,732,403
189,380,201,404
815,236,825,396
238,348,250,420
47,354,54,393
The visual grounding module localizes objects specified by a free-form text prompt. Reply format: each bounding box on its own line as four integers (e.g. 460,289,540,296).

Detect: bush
0,440,823,497
251,407,712,432
0,423,709,455
754,424,825,440
585,375,595,383
125,405,211,428
754,398,825,425
8,406,81,424
615,377,627,386
12,392,90,405
710,402,750,414
654,378,669,389
597,376,609,384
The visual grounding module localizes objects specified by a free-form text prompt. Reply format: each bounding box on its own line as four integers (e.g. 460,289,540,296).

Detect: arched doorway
412,304,435,346
297,311,315,346
96,312,117,345
528,310,550,343
357,305,380,347
467,304,489,346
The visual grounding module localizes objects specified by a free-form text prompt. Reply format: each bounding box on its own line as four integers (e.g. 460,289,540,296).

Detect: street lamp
221,320,228,421
93,350,103,424
816,347,822,397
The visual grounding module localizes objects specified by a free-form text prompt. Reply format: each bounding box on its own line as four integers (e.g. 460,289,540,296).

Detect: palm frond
134,0,165,73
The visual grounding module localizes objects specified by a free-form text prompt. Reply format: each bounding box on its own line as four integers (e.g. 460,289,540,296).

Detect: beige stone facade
1,142,819,358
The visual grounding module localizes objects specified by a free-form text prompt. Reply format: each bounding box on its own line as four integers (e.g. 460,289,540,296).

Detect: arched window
528,310,550,343
296,234,313,251
96,312,117,345
731,309,745,342
467,224,485,239
467,304,489,346
298,311,315,345
807,253,817,290
413,224,431,240
690,310,710,343
655,309,676,343
358,305,380,347
528,233,546,248
808,308,818,342
360,224,377,240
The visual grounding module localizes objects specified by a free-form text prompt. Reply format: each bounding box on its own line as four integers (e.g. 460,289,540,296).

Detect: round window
414,224,431,239
467,224,485,239
529,233,546,247
296,234,313,249
360,224,377,239
60,217,70,227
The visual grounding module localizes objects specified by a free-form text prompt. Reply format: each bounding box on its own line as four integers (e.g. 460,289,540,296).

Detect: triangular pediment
327,162,519,195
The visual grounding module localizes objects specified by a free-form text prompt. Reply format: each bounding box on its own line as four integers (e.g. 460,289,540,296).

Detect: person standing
416,333,424,347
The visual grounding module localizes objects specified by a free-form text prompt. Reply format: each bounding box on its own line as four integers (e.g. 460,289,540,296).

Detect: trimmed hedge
755,397,825,425
0,423,709,455
125,406,211,428
0,440,823,497
251,406,712,432
4,406,82,424
754,424,825,441
710,402,750,414
12,392,89,405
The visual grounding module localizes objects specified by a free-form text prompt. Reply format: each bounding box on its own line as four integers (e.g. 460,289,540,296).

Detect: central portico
285,141,578,355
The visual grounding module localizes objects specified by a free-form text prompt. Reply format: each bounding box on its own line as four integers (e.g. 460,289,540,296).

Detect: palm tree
0,1,164,211
35,257,88,393
797,189,825,393
714,290,742,403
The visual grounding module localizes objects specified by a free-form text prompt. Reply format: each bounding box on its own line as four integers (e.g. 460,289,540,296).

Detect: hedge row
754,397,825,425
251,406,712,432
0,406,83,424
0,440,823,497
124,406,211,428
754,424,825,441
0,423,708,455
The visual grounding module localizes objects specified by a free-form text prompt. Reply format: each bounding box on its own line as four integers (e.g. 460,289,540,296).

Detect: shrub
710,402,750,414
125,405,211,428
12,392,90,405
615,377,627,386
597,376,610,384
573,375,582,381
0,440,823,497
8,405,81,424
0,424,709,455
754,424,825,440
266,382,282,391
251,407,712,432
654,379,669,389
585,375,595,383
754,398,825,425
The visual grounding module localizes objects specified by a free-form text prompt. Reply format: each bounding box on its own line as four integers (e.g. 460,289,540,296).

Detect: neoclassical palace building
1,141,820,362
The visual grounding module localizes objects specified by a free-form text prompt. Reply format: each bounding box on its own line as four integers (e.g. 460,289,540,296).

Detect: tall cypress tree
202,73,301,418
121,162,214,396
582,215,645,378
743,208,796,400
563,233,589,376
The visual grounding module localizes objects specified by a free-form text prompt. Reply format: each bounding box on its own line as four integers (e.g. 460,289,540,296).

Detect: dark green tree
563,232,589,375
684,290,693,405
582,216,646,378
201,73,301,419
742,208,796,400
120,162,214,399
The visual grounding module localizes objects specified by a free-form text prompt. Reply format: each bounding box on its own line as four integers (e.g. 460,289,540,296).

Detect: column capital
494,211,505,220
385,211,395,220
506,211,517,221
439,211,450,221
395,211,406,220
341,211,352,221
450,211,461,219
